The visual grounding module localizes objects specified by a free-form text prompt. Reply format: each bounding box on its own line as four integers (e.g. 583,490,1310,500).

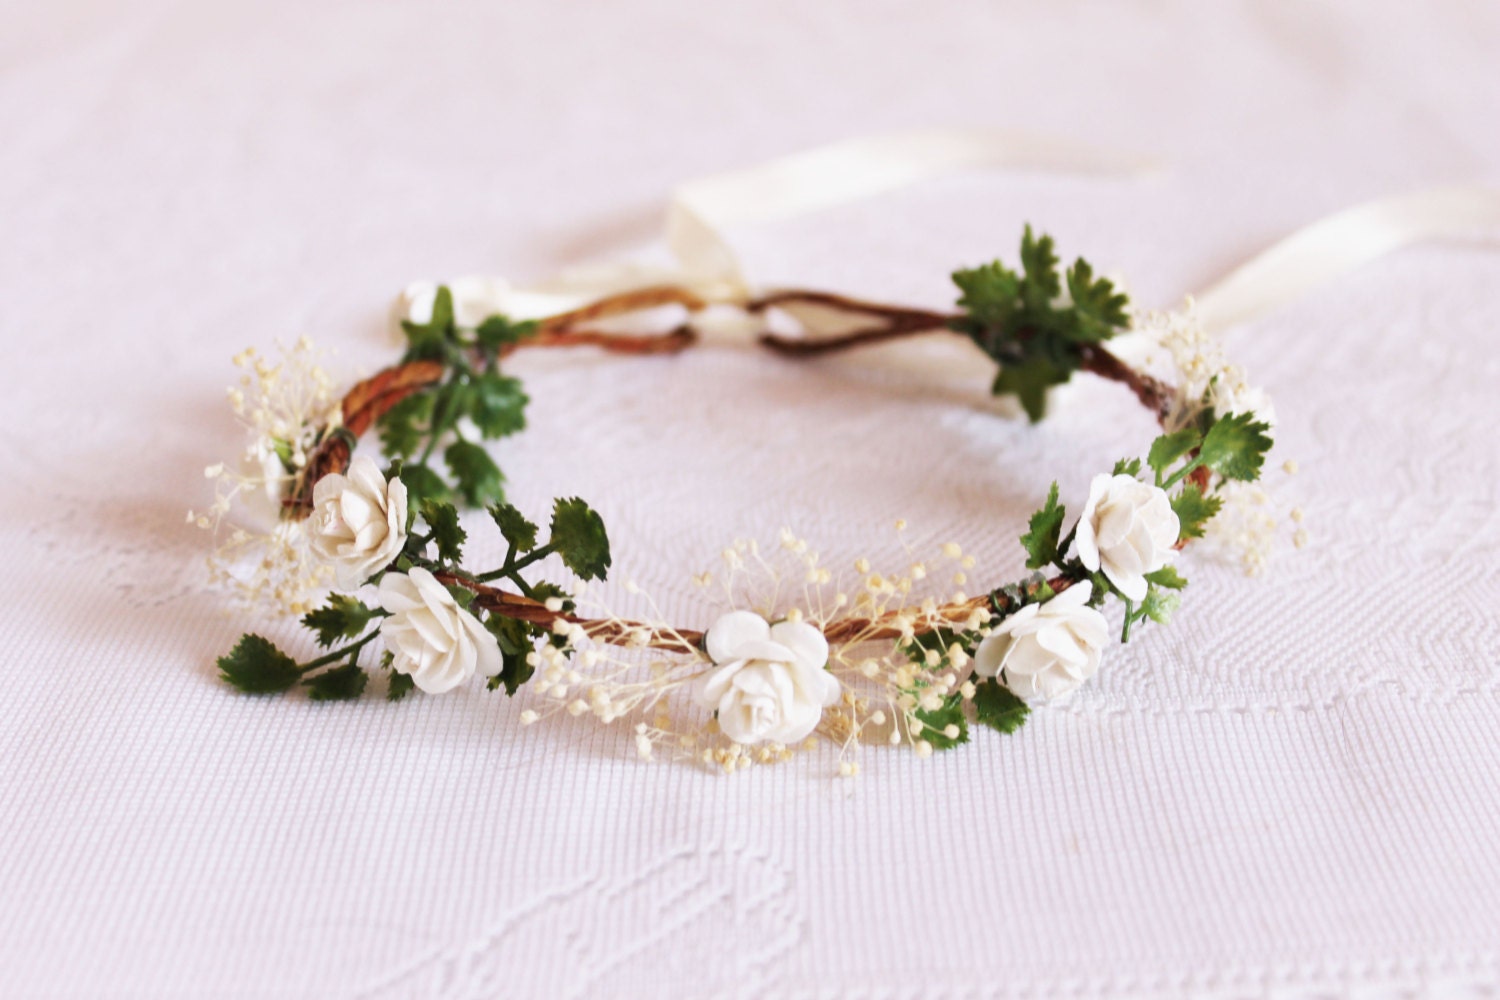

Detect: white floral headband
191,133,1500,773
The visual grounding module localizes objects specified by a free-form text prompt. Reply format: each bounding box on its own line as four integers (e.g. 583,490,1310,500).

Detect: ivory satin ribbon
397,130,1500,336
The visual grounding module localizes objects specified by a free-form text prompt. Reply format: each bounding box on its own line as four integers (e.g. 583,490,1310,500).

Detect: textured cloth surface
3,2,1500,997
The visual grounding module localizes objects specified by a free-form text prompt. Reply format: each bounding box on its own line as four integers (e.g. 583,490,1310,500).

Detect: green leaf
1145,565,1188,590
1146,428,1200,477
993,355,1068,423
484,614,538,695
444,440,505,506
951,260,1021,330
1138,587,1181,625
1171,483,1223,540
419,499,466,564
1020,481,1066,570
1019,225,1061,306
217,634,301,694
398,462,451,508
973,678,1030,734
470,373,528,439
377,391,434,460
913,694,969,751
489,503,539,554
304,663,367,701
1198,411,1274,482
476,315,537,354
549,497,611,581
399,287,456,361
1113,456,1143,477
302,595,377,648
1064,258,1130,342
387,670,415,702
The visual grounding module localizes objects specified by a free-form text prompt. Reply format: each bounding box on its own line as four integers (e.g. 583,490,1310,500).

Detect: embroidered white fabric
3,2,1500,997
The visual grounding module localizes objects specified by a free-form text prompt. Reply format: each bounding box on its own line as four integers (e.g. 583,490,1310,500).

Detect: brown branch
751,289,954,357
536,286,707,334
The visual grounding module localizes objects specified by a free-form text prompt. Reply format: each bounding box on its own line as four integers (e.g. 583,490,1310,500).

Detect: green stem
1121,600,1134,644
508,543,557,574
299,630,381,673
1161,458,1204,492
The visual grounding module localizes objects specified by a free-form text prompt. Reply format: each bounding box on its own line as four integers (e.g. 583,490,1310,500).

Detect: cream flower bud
695,611,840,746
307,456,408,590
376,567,501,694
973,583,1108,703
1075,473,1179,602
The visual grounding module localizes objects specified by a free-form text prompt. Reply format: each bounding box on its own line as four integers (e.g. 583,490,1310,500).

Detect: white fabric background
3,2,1500,997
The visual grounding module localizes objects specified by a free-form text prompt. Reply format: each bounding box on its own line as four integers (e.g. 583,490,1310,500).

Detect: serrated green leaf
420,499,466,564
1145,565,1188,590
952,260,1021,330
400,287,456,361
470,373,528,439
994,355,1068,423
1138,587,1181,625
301,595,377,648
387,670,415,702
1113,456,1143,477
1171,483,1223,540
549,497,611,581
1064,258,1130,342
217,634,301,694
304,662,367,701
488,502,539,553
973,678,1030,734
398,462,451,508
476,315,537,354
1020,481,1066,569
1199,411,1274,482
1019,225,1061,306
444,440,505,506
484,613,539,695
377,391,434,459
913,694,969,751
1146,428,1200,477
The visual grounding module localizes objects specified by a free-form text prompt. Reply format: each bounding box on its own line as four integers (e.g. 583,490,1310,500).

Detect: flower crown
196,226,1295,774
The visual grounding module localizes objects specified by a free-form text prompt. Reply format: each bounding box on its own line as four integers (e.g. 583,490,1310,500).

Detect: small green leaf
470,373,528,439
387,670,416,702
1198,412,1274,482
1019,225,1061,306
1145,565,1188,590
952,260,1021,330
304,663,367,701
420,499,466,564
973,678,1030,734
302,595,377,648
377,391,435,460
398,462,451,508
1171,483,1223,540
549,497,611,581
993,355,1067,423
489,502,539,554
1020,481,1066,570
1064,258,1130,342
1138,587,1181,625
476,315,537,354
1113,457,1143,478
1146,428,1200,477
217,634,301,694
913,694,969,750
400,287,456,361
484,613,539,695
444,440,505,506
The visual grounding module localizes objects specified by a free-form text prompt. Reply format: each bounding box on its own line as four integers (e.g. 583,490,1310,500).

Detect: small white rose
1075,473,1179,602
307,455,409,590
376,567,502,694
973,582,1109,703
695,610,840,745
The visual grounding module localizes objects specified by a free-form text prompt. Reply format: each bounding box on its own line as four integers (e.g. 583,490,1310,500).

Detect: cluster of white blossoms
192,339,343,614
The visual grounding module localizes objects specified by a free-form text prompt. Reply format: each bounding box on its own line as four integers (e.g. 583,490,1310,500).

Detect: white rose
376,567,502,694
1075,473,1180,601
307,455,409,590
973,582,1109,703
695,611,840,745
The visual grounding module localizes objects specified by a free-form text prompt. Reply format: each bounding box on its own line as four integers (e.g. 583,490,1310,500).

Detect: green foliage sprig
380,287,538,508
949,227,1131,422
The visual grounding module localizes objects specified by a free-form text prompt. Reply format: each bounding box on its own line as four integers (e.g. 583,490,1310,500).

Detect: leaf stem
300,630,381,673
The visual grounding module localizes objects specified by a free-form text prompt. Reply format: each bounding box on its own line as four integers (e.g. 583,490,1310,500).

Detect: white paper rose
1075,473,1180,602
376,567,502,694
695,611,840,745
307,455,409,590
973,582,1109,703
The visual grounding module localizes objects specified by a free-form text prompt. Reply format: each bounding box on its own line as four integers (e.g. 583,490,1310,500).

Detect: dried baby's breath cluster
189,338,342,615
530,525,991,775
